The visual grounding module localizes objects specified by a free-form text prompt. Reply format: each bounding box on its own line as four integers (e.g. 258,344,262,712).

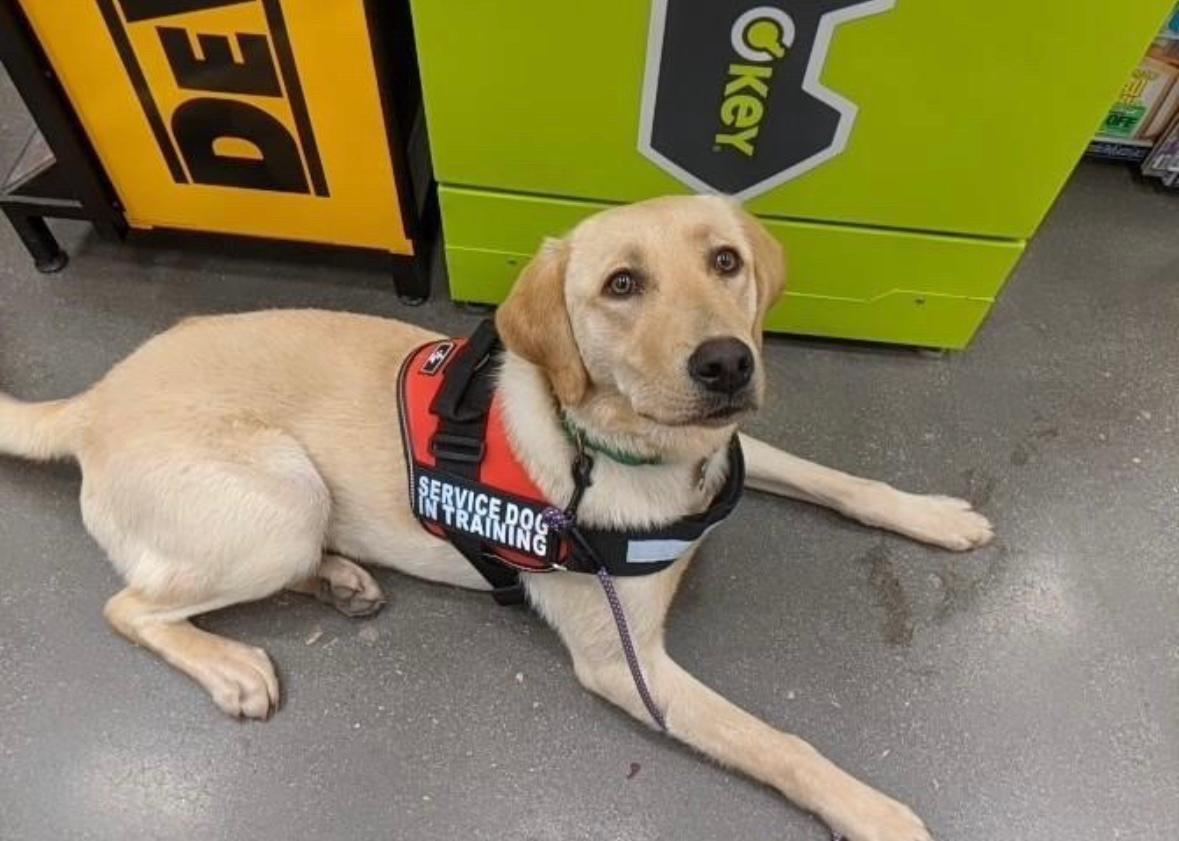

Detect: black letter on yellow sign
117,0,248,23
158,28,281,97
172,99,309,193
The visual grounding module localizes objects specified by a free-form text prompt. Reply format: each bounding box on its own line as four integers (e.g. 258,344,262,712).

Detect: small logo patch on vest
420,342,455,376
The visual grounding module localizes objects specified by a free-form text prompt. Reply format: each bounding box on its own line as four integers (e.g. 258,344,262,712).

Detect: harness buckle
430,433,486,464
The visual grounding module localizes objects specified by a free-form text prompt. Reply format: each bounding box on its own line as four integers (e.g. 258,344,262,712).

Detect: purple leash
541,486,668,733
594,566,667,732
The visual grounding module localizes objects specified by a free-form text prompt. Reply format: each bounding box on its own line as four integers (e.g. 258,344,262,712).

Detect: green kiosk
411,1,1172,348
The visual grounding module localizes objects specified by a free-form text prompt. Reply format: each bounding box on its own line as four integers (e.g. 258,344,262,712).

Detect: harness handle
431,320,500,424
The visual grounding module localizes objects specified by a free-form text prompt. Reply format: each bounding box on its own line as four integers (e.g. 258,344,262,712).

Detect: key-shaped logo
639,0,895,200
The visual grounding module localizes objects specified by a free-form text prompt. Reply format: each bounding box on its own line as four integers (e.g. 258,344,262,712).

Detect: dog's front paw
896,493,993,551
826,782,932,841
846,483,994,551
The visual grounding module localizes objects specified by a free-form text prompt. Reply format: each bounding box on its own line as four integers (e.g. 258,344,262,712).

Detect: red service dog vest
396,321,744,604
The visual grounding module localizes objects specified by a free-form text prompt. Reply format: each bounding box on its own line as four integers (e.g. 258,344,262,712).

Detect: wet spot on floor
961,467,999,507
858,543,914,647
932,542,1010,625
1011,425,1060,466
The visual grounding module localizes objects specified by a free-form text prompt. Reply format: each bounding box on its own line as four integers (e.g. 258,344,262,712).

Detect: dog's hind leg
81,425,331,718
739,433,993,551
104,589,282,719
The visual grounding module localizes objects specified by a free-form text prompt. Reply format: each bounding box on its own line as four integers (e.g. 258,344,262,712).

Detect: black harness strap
558,436,745,576
428,321,526,605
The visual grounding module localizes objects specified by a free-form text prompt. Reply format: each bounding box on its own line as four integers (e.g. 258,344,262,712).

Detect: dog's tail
0,392,86,461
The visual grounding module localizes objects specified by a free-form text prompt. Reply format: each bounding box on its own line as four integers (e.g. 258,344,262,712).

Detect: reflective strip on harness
626,532,712,564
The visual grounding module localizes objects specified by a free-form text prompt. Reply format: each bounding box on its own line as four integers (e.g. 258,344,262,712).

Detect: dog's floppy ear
495,237,589,406
736,206,786,341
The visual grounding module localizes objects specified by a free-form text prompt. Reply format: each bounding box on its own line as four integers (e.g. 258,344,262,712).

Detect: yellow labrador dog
0,196,990,841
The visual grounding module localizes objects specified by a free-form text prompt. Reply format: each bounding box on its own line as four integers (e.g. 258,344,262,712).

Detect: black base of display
0,139,436,298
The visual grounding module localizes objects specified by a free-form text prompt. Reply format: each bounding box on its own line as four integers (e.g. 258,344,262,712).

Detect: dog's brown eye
714,247,741,275
605,271,638,297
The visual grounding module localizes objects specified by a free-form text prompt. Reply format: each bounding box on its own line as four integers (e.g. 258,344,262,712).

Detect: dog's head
496,196,784,448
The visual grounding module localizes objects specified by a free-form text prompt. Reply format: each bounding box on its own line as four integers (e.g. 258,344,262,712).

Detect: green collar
561,415,663,467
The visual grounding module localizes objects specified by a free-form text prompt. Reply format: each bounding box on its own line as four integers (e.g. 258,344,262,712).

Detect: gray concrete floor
2,71,1177,841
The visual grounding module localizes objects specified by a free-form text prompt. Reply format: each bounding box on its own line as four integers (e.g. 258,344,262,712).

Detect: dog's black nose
688,338,754,395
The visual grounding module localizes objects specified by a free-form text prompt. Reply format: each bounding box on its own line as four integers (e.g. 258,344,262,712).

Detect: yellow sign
18,0,414,255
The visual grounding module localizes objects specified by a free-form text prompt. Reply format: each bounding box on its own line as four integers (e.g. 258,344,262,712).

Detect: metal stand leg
394,244,431,306
3,208,68,273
